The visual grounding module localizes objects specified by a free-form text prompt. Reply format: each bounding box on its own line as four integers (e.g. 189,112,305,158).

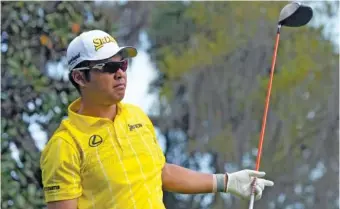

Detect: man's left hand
225,169,274,200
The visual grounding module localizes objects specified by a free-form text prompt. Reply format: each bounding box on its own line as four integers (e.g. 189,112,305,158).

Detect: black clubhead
278,2,313,27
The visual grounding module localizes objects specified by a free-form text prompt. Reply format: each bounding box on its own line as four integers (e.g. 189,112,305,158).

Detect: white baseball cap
66,30,137,70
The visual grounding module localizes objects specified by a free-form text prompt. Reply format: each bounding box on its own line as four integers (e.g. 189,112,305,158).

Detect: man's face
75,54,129,105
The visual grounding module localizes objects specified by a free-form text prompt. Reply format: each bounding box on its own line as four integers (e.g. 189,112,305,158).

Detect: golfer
40,30,274,209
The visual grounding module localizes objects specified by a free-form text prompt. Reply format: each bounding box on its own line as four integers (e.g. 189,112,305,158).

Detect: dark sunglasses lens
102,60,128,73
121,60,128,71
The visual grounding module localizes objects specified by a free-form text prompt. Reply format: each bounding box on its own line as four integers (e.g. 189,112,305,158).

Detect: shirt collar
67,97,123,129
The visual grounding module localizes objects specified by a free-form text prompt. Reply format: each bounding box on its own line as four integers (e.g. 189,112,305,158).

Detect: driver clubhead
278,2,313,27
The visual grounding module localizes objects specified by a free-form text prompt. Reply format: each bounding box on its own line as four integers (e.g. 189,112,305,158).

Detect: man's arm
40,137,82,208
47,199,78,209
161,163,274,200
161,163,218,194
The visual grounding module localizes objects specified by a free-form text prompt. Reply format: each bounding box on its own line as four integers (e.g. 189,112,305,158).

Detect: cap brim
117,46,138,59
79,46,138,65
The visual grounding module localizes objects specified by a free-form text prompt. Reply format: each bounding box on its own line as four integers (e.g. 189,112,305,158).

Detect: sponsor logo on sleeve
44,185,60,191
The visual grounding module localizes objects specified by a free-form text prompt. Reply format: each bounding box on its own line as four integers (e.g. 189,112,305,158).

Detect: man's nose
114,68,125,79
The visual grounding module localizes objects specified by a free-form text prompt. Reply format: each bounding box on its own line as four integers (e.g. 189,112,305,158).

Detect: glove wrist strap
213,174,226,193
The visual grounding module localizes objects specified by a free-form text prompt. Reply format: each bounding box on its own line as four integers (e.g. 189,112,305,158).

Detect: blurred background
1,1,339,209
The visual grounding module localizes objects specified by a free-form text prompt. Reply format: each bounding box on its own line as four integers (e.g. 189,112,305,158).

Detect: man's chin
104,97,124,106
102,91,125,104
113,93,125,103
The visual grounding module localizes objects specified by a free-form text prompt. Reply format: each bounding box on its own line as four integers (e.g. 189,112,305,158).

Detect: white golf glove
226,169,274,200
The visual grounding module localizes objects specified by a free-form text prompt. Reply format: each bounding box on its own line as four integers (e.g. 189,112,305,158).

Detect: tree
1,1,151,208
147,1,339,208
2,1,338,208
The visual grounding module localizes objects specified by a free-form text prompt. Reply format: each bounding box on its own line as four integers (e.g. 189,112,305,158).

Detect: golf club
248,2,313,209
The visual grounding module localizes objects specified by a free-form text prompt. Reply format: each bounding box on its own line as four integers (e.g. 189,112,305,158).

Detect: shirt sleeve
40,137,82,203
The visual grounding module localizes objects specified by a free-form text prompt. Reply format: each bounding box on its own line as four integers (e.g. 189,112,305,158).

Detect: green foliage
1,1,122,208
147,1,338,208
1,1,338,209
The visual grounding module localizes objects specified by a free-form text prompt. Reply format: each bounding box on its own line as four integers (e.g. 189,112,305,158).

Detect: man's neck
77,98,117,121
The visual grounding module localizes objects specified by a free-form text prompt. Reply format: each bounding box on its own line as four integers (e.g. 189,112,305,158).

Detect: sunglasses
73,60,128,73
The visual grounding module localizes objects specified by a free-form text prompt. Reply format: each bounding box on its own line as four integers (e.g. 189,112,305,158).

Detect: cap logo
93,36,116,51
68,53,80,65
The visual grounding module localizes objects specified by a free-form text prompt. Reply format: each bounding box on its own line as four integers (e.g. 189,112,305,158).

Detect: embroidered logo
128,123,143,131
68,53,80,65
89,135,103,147
44,185,60,191
93,36,117,51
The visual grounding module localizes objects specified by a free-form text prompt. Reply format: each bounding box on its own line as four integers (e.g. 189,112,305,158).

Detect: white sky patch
123,48,158,115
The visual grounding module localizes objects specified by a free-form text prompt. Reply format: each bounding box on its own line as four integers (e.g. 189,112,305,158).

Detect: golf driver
248,2,313,209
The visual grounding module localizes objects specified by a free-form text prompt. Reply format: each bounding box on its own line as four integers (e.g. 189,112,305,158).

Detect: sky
122,32,158,114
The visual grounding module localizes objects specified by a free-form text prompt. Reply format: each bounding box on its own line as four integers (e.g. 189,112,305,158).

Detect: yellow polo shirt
40,98,166,209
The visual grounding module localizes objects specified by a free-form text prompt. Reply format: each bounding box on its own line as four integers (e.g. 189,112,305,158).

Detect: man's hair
68,61,91,94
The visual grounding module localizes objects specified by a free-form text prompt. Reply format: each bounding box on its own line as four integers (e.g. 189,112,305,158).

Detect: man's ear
72,71,87,87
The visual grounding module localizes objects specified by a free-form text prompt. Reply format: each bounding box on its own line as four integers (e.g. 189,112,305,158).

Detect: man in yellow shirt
40,30,274,209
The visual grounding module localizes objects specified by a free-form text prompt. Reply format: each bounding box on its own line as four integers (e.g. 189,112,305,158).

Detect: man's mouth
114,84,125,88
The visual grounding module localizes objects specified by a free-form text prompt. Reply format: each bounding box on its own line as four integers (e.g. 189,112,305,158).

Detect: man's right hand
226,169,274,200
